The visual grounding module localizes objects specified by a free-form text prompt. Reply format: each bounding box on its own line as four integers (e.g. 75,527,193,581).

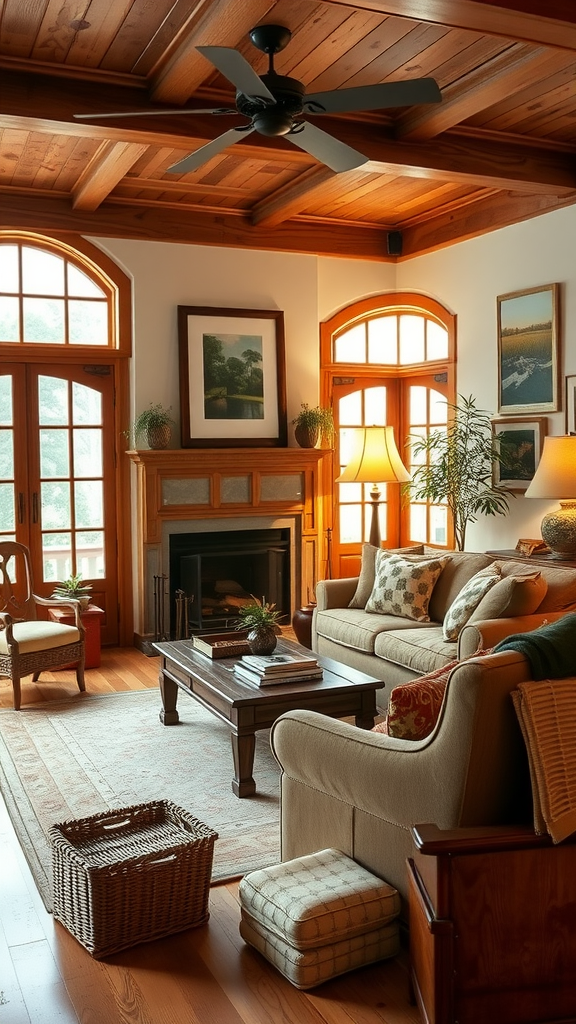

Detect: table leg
230,730,256,797
158,663,180,725
355,692,378,730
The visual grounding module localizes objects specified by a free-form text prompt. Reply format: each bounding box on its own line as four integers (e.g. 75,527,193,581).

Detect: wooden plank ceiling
1,0,575,260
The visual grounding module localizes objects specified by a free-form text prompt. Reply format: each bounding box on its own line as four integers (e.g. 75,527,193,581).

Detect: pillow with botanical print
365,551,450,622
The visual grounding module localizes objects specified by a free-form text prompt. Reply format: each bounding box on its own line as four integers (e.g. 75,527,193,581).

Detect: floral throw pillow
442,564,503,641
365,551,450,622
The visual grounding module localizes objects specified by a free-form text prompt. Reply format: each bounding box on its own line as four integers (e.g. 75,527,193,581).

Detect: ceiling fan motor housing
237,75,305,136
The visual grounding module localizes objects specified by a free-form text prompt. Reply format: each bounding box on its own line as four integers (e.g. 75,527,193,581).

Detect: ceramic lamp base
540,500,576,558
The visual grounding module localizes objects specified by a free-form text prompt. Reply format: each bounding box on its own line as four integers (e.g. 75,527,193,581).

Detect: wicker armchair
0,542,86,710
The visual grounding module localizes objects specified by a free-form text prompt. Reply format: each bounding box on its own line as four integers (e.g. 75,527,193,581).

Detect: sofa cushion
496,559,576,613
372,659,459,739
348,543,424,609
365,551,450,622
427,551,494,623
442,564,503,641
468,570,548,622
314,608,423,654
374,626,456,675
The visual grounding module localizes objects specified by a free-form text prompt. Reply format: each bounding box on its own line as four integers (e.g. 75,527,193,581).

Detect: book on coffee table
240,652,319,676
233,662,323,687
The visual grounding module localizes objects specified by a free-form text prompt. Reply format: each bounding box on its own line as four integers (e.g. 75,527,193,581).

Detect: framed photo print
178,306,287,448
497,284,560,415
491,417,547,491
565,374,576,434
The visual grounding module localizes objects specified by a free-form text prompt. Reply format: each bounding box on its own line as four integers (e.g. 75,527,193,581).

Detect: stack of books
233,651,323,687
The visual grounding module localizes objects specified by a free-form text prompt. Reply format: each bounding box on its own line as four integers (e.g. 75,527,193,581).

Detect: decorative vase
247,626,278,656
291,603,316,649
294,423,320,449
147,423,171,450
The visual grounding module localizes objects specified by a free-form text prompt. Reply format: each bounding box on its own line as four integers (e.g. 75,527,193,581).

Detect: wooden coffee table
153,637,381,797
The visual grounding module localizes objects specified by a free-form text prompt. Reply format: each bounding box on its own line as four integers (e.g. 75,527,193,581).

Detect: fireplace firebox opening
169,528,291,637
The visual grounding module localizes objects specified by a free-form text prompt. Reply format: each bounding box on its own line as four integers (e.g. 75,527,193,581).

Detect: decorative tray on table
191,631,251,659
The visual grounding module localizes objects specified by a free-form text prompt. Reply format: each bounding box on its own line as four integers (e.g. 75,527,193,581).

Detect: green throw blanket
494,613,576,680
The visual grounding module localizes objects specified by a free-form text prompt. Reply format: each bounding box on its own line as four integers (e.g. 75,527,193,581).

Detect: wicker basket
49,800,218,957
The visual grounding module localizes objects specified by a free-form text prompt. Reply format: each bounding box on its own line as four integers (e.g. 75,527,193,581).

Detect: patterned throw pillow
348,543,425,609
442,564,503,641
371,648,494,740
365,551,450,622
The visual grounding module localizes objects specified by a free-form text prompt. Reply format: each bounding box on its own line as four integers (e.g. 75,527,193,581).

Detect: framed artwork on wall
565,374,576,434
178,306,287,448
491,416,547,491
497,284,560,415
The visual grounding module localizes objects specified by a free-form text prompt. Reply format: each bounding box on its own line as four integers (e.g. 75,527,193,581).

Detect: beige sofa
271,646,537,920
312,547,576,708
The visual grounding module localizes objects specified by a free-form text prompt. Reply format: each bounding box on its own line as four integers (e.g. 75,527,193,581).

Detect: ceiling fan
74,24,442,175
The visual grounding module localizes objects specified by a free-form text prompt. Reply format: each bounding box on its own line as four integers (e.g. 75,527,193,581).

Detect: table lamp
336,425,411,548
524,434,576,558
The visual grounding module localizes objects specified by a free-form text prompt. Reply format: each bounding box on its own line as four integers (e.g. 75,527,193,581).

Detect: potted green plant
236,598,282,655
125,403,174,450
406,394,514,551
292,404,334,448
52,573,92,610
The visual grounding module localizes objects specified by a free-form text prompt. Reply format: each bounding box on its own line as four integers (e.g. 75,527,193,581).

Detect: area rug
0,690,281,911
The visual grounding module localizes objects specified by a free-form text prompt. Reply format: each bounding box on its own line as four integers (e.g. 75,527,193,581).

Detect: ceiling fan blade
73,107,233,120
167,127,254,174
304,78,442,115
289,122,368,173
197,45,275,103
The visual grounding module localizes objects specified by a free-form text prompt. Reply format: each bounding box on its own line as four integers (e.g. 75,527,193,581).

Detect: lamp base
540,501,576,558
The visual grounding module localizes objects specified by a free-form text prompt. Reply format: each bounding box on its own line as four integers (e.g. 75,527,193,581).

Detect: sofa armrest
457,610,566,659
315,577,358,611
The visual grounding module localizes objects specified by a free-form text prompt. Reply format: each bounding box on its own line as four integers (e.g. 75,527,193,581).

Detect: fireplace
169,527,290,636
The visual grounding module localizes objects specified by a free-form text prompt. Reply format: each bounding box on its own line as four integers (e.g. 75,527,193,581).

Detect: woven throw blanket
494,613,576,680
512,678,576,843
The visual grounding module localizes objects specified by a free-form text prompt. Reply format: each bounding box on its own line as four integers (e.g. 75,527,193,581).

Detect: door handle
18,492,25,524
32,492,39,523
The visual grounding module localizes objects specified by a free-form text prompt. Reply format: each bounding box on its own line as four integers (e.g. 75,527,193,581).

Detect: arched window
0,232,132,645
321,293,456,579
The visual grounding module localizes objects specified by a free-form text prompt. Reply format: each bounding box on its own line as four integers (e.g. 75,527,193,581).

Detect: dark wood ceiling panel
0,0,575,259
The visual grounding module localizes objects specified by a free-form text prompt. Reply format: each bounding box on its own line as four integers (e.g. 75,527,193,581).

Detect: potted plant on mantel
292,404,334,449
125,403,174,450
406,393,514,551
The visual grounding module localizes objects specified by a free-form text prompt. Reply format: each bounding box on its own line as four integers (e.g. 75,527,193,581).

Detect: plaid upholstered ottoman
238,848,400,989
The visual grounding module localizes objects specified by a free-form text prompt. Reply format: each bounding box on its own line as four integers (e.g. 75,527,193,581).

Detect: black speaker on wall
386,230,403,256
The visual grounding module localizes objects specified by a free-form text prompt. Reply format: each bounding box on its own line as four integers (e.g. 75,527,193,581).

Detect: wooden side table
48,604,105,669
408,823,576,1024
486,548,576,569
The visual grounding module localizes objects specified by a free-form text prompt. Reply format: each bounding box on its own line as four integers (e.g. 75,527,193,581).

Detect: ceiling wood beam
149,0,275,103
0,192,391,261
318,0,576,50
72,141,149,211
396,45,573,140
401,188,575,255
251,167,339,226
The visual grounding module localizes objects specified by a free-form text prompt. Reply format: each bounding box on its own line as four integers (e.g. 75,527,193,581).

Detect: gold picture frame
497,284,560,415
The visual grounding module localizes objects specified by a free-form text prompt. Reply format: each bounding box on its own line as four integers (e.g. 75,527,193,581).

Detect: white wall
91,204,576,551
397,205,576,551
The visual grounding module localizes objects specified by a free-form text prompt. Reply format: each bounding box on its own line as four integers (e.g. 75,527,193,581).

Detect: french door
0,362,118,644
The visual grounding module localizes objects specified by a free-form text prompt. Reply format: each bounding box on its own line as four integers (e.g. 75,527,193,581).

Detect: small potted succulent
236,598,282,655
292,404,334,449
125,403,174,450
52,573,92,610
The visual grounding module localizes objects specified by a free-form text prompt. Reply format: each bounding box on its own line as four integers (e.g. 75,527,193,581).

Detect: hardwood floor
0,646,421,1024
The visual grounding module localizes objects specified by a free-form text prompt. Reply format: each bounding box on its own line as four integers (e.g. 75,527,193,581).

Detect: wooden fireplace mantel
127,447,332,644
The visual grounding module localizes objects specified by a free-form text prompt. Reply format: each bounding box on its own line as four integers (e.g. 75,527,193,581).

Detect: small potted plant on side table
52,573,93,610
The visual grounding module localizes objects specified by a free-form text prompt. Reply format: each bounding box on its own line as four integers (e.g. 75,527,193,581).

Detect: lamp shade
336,426,411,484
524,436,576,498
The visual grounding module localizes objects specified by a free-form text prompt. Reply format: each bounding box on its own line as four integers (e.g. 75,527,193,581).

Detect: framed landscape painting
178,306,287,448
497,284,560,415
491,416,547,491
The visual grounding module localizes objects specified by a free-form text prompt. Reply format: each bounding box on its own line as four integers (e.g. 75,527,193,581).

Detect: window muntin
334,312,448,366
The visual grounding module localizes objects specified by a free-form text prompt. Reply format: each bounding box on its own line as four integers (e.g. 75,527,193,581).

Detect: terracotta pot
247,627,278,655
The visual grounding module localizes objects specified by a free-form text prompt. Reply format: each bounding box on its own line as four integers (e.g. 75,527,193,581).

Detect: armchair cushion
365,552,450,622
0,621,81,655
372,659,459,739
